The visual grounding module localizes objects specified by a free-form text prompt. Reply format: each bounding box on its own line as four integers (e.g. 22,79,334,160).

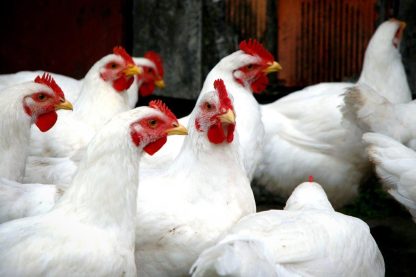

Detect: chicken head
137,51,165,97
23,73,73,132
100,46,142,92
195,79,236,144
130,100,187,155
233,39,282,93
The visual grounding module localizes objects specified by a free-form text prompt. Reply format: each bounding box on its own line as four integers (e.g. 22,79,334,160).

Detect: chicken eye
111,63,118,69
246,64,254,70
205,102,213,110
148,119,158,128
37,93,47,101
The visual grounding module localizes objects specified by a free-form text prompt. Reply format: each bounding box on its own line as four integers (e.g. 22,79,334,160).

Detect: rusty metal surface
277,0,377,87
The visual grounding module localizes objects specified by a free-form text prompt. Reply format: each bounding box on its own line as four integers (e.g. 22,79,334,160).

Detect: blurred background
0,0,415,275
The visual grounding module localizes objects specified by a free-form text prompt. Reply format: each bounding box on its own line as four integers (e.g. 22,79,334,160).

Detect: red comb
149,100,177,121
34,73,64,98
144,51,164,77
214,79,232,110
239,39,274,62
113,46,134,65
309,176,314,182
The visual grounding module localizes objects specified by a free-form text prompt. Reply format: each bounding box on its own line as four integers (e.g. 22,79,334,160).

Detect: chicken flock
0,18,413,276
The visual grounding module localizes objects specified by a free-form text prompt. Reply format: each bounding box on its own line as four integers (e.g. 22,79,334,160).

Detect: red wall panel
0,0,128,78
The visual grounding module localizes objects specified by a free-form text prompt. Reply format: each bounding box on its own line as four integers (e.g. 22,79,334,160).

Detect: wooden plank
277,0,302,86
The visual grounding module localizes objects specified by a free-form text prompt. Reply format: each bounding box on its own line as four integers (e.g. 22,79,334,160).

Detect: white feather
0,107,160,276
0,177,62,223
135,87,256,276
0,82,55,182
364,132,416,222
254,19,412,208
191,182,385,277
343,84,416,149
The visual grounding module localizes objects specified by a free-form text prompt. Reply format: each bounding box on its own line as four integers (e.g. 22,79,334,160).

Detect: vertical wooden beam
277,0,301,86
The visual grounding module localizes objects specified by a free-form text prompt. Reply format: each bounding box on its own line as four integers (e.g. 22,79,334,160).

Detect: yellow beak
166,123,188,136
123,65,143,77
155,79,165,89
219,109,236,124
393,18,406,30
263,61,282,74
55,99,73,111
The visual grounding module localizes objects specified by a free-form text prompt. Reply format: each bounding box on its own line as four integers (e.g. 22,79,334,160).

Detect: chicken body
0,106,185,275
135,80,256,276
0,76,72,182
254,19,411,207
0,177,62,223
343,84,416,149
191,182,385,277
0,75,72,223
364,133,416,222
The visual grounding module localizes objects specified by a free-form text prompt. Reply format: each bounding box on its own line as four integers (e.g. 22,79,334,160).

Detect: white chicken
0,73,73,182
124,51,166,108
0,73,72,223
254,19,411,207
133,51,165,98
28,46,141,159
141,39,281,181
0,177,63,223
364,132,416,222
191,181,385,277
343,84,416,149
135,79,256,276
0,104,187,276
23,50,166,185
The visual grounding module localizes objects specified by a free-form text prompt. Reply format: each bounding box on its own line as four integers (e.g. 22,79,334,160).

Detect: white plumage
0,106,184,276
0,77,72,223
23,54,165,185
343,84,416,149
364,132,416,222
254,19,411,207
28,50,140,159
191,181,385,277
0,82,53,182
0,177,62,223
135,79,256,276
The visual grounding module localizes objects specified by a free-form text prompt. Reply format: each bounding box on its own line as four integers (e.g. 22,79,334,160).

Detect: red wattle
113,76,134,92
139,82,155,97
251,74,269,94
144,136,167,155
35,111,58,132
226,124,235,143
207,122,226,144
